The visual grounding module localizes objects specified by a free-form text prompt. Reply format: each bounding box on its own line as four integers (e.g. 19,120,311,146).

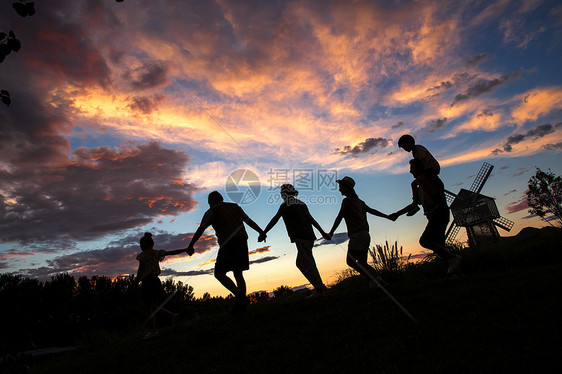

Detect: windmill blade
445,221,461,245
470,162,494,195
444,189,457,205
493,216,514,232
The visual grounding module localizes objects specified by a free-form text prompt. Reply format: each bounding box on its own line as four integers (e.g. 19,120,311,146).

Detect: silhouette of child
328,176,393,288
186,191,265,313
134,232,186,339
398,134,440,175
259,184,330,298
389,160,462,275
398,134,441,216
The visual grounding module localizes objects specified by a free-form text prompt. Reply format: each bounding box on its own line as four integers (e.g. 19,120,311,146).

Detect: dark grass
5,229,562,374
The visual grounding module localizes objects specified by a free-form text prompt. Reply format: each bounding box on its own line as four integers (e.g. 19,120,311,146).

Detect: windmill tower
445,162,514,247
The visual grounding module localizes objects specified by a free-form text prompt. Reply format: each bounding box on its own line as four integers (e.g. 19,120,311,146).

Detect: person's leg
295,240,325,291
214,271,242,296
347,232,381,279
420,211,461,274
233,271,246,296
420,212,455,261
147,303,157,331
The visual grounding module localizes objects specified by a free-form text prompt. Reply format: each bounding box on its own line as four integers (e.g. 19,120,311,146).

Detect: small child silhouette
134,232,186,339
398,134,441,216
398,134,440,175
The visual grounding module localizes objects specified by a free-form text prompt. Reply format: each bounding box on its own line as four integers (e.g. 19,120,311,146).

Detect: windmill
444,162,514,247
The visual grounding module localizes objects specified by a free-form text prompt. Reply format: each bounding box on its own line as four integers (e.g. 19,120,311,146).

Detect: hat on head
336,176,355,188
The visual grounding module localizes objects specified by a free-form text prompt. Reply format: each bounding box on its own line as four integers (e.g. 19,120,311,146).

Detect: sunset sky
1,0,561,297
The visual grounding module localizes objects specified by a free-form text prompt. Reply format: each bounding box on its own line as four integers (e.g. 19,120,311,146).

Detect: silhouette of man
328,176,393,288
390,160,462,275
186,191,266,312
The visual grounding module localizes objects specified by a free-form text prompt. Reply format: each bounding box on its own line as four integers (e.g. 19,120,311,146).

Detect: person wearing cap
186,191,266,313
389,159,462,275
328,176,394,288
259,184,330,297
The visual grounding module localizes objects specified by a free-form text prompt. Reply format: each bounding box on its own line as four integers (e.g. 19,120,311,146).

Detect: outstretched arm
305,209,331,240
260,212,282,242
244,217,266,237
390,201,418,220
328,208,344,238
186,225,207,255
165,248,188,256
365,203,392,220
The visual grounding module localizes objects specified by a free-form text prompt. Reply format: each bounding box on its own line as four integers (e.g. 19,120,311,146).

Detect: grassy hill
5,228,562,373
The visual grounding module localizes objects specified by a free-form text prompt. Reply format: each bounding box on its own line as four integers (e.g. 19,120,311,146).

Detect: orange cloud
511,87,562,124
249,246,272,256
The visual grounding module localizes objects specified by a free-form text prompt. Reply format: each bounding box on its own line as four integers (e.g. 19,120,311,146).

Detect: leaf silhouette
12,2,29,17
8,38,21,52
9,30,16,38
26,2,36,16
1,90,11,106
0,43,12,60
0,33,7,40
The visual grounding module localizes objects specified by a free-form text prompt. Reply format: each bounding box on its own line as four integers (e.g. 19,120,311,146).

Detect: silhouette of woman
259,184,330,297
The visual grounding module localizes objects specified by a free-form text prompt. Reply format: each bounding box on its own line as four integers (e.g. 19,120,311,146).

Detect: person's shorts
347,230,370,263
215,236,250,274
140,274,164,305
421,207,450,246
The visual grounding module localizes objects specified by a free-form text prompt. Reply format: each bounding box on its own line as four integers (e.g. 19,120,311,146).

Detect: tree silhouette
527,168,562,227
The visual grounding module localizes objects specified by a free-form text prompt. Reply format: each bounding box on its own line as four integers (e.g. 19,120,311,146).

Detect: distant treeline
0,273,196,355
0,272,295,355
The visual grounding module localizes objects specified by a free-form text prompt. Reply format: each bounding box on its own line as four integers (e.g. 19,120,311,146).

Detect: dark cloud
123,62,169,90
160,268,214,277
128,95,163,115
249,256,280,265
314,232,349,247
391,121,404,129
511,168,529,177
504,189,517,196
492,124,555,154
477,109,494,118
0,141,198,247
451,72,520,106
543,142,562,151
425,72,472,99
249,246,271,255
505,196,529,214
424,118,448,133
466,53,487,66
17,231,216,279
334,137,390,157
0,1,114,89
